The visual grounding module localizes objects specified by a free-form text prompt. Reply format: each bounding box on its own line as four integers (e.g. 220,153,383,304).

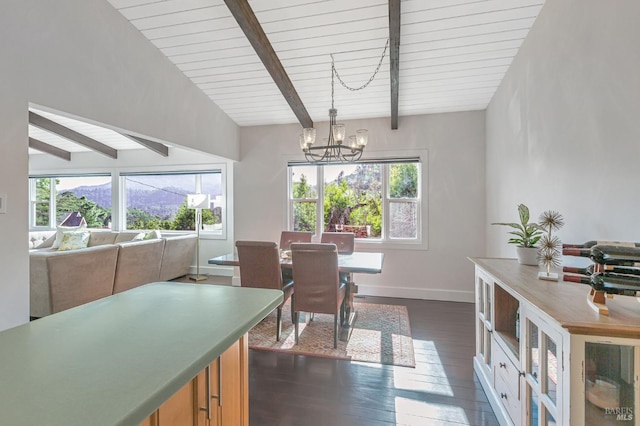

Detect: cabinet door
196,360,221,426
523,308,563,425
476,269,493,375
156,379,197,425
570,335,639,426
197,334,249,426
220,335,249,426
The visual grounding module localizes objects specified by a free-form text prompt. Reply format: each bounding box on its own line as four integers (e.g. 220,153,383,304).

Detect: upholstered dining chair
290,243,346,349
321,232,355,287
320,232,355,254
235,240,294,341
279,230,313,250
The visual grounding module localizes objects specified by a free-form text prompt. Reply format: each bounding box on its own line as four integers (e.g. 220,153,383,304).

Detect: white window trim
285,149,428,251
29,163,229,241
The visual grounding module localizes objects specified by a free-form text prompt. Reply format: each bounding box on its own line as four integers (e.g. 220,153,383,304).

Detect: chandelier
298,40,389,163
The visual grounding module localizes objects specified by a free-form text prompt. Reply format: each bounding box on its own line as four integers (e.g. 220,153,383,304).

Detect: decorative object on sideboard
186,193,210,282
563,243,640,315
492,203,543,266
298,39,389,164
537,210,564,281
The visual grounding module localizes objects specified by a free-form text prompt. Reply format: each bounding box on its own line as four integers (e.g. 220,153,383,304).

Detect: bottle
564,272,640,296
563,245,640,266
563,241,640,249
591,245,640,265
562,264,640,276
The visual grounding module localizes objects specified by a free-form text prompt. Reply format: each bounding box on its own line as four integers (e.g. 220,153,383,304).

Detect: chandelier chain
330,38,389,92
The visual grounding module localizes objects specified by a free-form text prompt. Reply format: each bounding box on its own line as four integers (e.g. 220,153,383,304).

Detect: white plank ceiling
109,0,546,127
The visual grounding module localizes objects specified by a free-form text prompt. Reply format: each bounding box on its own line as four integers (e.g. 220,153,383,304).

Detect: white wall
0,0,239,331
486,0,640,260
235,112,486,302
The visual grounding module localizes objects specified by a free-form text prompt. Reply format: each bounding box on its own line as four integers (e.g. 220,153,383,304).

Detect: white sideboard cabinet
471,258,640,425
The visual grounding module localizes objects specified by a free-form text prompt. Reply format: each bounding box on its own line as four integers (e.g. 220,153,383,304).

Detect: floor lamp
187,193,210,282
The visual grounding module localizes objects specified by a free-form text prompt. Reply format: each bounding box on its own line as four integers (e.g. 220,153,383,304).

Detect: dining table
208,251,384,341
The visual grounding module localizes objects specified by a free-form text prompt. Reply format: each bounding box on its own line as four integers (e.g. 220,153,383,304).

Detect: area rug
249,300,415,367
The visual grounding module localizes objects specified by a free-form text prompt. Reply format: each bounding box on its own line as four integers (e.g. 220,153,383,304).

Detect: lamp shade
187,194,210,209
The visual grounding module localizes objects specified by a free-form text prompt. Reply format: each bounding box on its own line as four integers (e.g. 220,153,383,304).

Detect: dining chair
321,232,355,287
235,240,294,341
290,243,346,348
279,230,313,250
320,232,355,254
279,231,312,285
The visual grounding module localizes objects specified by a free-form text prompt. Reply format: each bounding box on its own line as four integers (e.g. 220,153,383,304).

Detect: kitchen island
0,282,283,425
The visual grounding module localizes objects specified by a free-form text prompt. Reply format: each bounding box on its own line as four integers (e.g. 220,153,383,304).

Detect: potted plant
492,204,543,265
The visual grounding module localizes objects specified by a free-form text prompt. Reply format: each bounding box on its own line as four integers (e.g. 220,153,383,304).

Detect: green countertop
0,282,283,425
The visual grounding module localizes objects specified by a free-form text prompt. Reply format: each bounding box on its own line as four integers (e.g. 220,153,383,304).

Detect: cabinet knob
499,362,506,368
533,371,538,379
500,393,507,400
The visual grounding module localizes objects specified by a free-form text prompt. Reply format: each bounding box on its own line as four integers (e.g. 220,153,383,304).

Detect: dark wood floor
248,296,499,426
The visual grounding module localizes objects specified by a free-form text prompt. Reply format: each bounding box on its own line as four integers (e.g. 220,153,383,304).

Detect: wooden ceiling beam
29,112,118,159
389,0,401,130
223,0,313,129
122,134,169,157
28,137,71,161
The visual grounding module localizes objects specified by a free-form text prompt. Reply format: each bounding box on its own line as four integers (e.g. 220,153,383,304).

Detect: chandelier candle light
299,39,389,163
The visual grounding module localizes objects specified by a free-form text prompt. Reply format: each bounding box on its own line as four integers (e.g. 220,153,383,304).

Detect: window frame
29,163,228,241
286,152,428,251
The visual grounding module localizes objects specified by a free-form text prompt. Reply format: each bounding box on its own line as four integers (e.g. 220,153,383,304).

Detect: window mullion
317,166,324,238
50,178,57,227
382,164,389,241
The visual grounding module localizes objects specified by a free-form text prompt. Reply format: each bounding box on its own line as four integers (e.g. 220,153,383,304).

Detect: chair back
279,231,312,250
320,232,355,254
235,241,282,290
291,243,341,315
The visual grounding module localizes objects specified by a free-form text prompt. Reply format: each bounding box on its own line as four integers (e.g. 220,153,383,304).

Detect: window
29,175,112,229
29,168,227,238
122,171,223,235
288,159,422,244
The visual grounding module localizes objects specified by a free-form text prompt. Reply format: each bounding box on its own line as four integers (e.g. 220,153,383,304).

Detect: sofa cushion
88,231,118,247
57,231,91,251
114,231,144,243
112,239,165,294
159,234,197,281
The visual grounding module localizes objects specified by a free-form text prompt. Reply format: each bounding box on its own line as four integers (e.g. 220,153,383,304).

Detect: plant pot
516,246,539,266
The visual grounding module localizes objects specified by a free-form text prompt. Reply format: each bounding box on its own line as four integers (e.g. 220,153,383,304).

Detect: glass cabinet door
584,342,637,425
476,272,493,374
524,310,562,426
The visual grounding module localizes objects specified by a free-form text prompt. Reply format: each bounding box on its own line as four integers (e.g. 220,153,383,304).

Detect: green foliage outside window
389,163,418,198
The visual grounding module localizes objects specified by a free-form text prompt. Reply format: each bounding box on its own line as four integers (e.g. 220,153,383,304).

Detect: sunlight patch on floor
392,339,454,396
395,396,470,425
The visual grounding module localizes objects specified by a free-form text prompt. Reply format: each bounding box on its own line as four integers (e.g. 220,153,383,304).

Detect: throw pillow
143,230,162,240
52,225,86,249
57,231,91,251
131,232,147,241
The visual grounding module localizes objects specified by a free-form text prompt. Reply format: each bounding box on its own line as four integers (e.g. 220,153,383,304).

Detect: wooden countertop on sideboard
469,257,640,339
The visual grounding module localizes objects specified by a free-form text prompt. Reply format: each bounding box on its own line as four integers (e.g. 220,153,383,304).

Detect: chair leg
290,294,296,324
333,314,338,349
339,298,345,325
294,311,299,345
276,307,282,341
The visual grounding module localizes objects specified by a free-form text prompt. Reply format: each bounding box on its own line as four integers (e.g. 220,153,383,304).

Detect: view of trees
34,177,221,231
291,163,418,239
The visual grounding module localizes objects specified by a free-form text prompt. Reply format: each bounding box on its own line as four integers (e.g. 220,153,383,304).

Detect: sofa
30,230,197,317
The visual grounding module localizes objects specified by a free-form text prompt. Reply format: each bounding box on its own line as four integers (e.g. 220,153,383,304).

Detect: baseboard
357,285,474,303
189,265,235,277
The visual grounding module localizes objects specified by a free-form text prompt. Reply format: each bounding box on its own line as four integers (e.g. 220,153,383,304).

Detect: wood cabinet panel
142,334,248,426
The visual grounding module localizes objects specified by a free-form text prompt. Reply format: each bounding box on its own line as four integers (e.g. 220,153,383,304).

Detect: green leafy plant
492,204,543,248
